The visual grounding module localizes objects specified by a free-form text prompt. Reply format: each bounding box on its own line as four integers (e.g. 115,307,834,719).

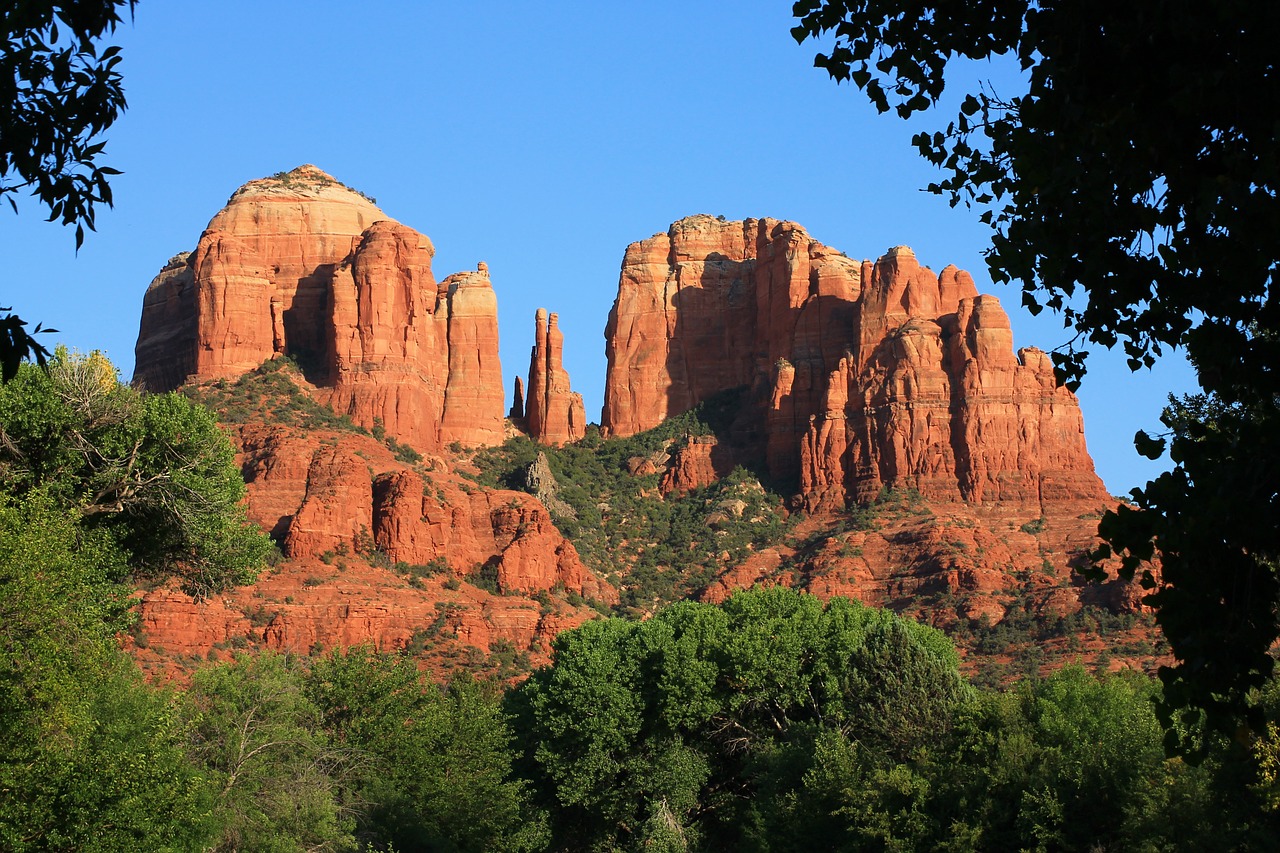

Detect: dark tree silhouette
1,1,135,379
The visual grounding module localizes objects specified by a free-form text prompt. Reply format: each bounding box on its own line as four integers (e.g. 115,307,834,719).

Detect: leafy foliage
0,1,134,243
508,588,969,850
184,652,388,852
0,494,215,850
0,309,55,382
792,0,1277,391
0,350,272,595
792,0,1280,739
307,648,547,851
1095,392,1280,748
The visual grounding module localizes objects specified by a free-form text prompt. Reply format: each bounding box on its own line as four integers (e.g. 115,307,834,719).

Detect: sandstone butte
128,167,611,674
601,215,1110,513
133,165,505,452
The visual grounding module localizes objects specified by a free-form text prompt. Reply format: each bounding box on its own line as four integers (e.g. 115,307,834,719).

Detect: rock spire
523,308,586,445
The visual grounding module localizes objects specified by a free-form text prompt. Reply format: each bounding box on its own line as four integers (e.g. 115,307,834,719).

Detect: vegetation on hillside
470,389,790,615
183,356,422,464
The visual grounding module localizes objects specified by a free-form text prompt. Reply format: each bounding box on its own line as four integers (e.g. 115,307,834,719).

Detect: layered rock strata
602,216,1107,510
523,308,586,444
133,166,505,451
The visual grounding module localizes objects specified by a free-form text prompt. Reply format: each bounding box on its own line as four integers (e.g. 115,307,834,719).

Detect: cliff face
602,217,1108,510
230,422,609,599
133,166,505,451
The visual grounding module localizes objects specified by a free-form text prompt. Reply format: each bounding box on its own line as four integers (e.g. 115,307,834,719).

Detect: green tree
1,1,136,378
182,652,356,852
306,648,546,852
509,588,969,851
933,667,1227,851
0,350,271,595
791,0,1280,739
764,666,1226,852
0,494,215,851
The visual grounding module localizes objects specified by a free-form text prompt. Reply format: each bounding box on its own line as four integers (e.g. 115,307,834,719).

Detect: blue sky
0,1,1195,494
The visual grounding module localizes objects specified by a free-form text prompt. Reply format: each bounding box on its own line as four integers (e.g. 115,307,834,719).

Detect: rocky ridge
129,366,615,679
601,217,1108,513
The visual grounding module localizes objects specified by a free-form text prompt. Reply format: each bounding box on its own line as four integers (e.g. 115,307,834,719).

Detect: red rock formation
129,559,597,677
283,443,375,559
659,436,734,496
602,217,1108,510
601,215,860,450
524,308,586,444
129,407,618,680
436,265,506,447
230,411,616,604
370,466,612,600
133,166,505,451
322,219,446,451
510,376,526,420
803,282,1104,510
134,253,197,391
700,503,1147,632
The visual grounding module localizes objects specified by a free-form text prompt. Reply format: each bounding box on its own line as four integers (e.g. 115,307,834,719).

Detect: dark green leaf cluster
1094,392,1280,750
175,647,546,852
509,588,1271,850
0,495,216,850
0,308,55,382
509,588,968,849
1,0,135,247
1,2,136,378
793,1,1278,392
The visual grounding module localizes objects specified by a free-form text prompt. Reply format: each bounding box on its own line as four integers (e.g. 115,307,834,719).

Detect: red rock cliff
133,166,505,451
602,217,1107,510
